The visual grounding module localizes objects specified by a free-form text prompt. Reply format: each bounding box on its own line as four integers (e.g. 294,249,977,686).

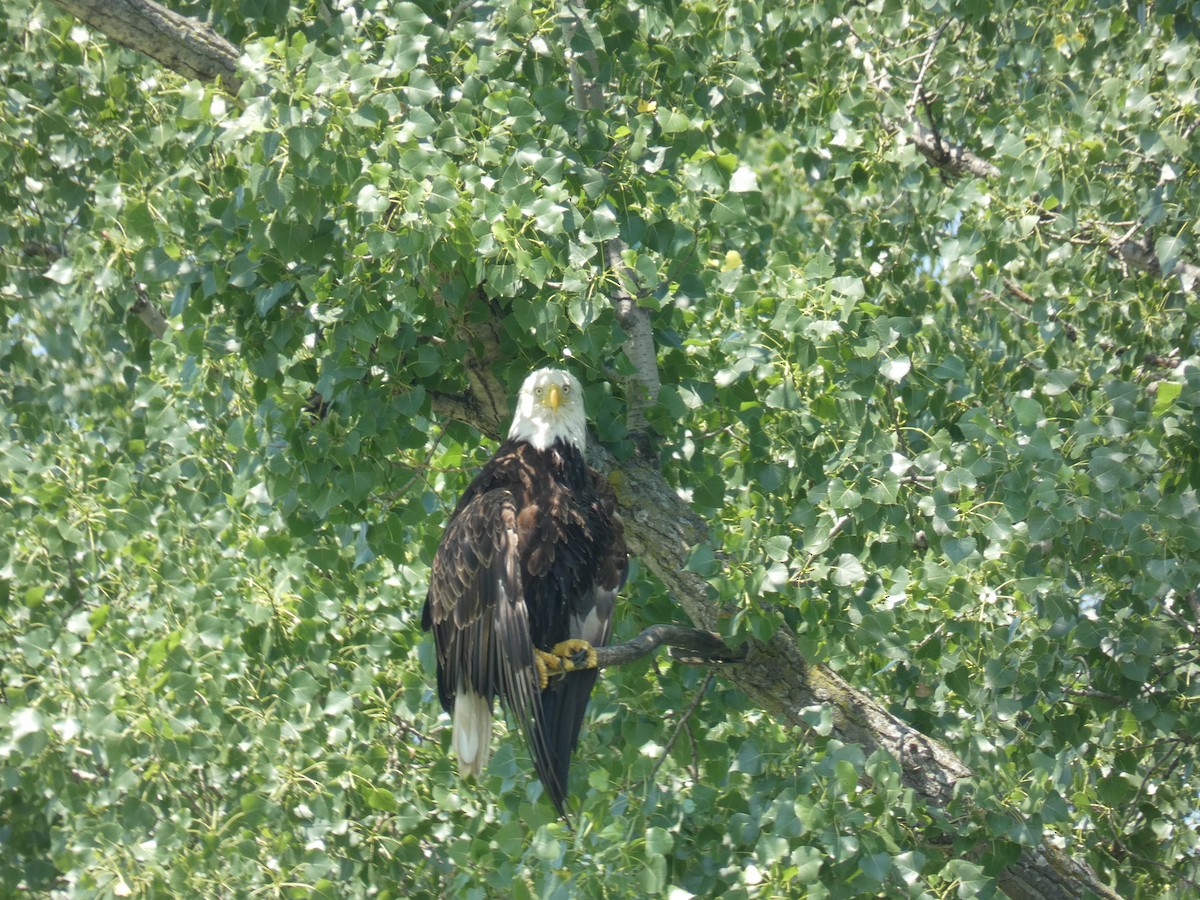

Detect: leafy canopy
2,0,1200,897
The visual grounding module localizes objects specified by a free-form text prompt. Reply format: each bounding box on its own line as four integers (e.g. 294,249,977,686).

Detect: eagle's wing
536,476,628,816
422,489,548,781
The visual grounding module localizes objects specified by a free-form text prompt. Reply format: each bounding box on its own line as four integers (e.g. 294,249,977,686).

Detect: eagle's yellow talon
534,641,597,687
551,639,597,672
535,649,565,688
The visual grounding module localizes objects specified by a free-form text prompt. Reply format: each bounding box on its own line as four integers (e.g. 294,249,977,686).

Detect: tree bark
51,0,242,92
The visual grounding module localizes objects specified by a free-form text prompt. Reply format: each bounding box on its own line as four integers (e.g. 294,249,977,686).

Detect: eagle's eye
535,387,543,396
561,383,570,394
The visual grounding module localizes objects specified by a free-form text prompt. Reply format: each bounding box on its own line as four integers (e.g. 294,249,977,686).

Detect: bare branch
909,122,1002,179
131,284,168,339
594,625,745,669
604,240,661,446
52,0,243,91
906,21,949,120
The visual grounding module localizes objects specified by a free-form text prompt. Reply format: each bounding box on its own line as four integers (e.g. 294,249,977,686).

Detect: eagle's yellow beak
544,383,563,411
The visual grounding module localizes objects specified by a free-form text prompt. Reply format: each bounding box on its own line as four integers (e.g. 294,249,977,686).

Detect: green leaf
645,826,674,857
356,184,389,214
941,859,990,897
879,356,911,382
44,258,75,284
831,554,865,587
657,108,691,133
1041,369,1077,396
1152,381,1182,416
1011,397,1043,427
531,827,563,863
1155,234,1186,273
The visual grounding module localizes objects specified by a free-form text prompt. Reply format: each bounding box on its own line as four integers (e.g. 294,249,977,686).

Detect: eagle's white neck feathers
507,368,587,451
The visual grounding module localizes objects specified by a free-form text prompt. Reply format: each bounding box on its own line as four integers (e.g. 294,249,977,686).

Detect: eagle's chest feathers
517,446,591,580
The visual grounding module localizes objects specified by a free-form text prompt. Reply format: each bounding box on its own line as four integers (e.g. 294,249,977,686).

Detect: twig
648,672,715,783
906,21,949,120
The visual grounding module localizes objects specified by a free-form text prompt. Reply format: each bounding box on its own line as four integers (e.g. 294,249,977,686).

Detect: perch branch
594,625,745,669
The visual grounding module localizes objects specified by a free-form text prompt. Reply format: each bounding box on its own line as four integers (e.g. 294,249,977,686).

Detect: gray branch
51,0,243,91
1112,238,1200,293
594,625,745,669
909,122,1002,179
131,285,168,339
604,240,661,443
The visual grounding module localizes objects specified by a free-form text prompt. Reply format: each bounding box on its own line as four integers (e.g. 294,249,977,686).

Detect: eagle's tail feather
453,690,493,776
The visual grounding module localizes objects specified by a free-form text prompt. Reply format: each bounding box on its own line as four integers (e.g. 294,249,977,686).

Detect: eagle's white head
508,368,587,451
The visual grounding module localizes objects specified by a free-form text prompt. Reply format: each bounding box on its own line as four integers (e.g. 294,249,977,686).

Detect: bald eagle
421,368,628,817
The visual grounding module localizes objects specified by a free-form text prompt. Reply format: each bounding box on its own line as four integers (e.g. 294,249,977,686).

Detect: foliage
2,0,1200,896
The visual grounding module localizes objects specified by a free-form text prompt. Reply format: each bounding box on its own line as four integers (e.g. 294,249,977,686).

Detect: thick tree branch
51,0,243,92
456,299,511,435
561,1,604,121
561,3,662,446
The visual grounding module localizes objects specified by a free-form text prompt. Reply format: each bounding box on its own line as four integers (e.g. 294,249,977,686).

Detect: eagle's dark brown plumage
421,369,627,817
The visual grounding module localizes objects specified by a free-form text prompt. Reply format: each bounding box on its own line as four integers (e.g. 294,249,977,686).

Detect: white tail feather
452,691,493,776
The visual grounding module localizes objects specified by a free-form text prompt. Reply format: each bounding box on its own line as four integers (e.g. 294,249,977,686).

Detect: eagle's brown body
421,431,627,816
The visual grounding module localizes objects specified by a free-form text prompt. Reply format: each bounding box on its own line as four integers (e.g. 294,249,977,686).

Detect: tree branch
594,625,745,669
51,0,243,92
1110,237,1200,292
558,2,661,446
909,122,1002,179
852,20,1196,296
905,20,949,120
604,240,661,446
131,285,168,339
850,24,1001,182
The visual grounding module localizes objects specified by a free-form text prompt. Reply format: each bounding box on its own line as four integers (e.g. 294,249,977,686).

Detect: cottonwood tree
3,1,1199,897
